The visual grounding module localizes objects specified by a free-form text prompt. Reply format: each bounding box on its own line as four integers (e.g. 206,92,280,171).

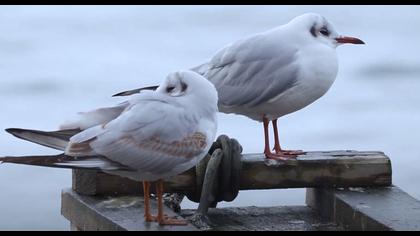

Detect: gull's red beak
335,36,365,44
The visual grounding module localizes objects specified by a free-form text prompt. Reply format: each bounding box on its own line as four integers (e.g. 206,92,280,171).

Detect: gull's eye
166,85,175,93
320,27,330,36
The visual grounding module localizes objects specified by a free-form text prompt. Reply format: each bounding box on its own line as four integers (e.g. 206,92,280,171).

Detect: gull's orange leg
272,118,282,154
272,119,305,157
143,181,157,222
156,179,188,225
263,117,290,160
263,116,271,155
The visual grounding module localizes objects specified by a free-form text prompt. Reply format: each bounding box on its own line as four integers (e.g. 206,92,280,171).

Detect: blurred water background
0,5,419,230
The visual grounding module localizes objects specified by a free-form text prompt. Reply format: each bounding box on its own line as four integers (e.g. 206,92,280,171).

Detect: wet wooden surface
181,206,343,231
61,188,197,231
61,188,343,231
63,185,420,231
306,186,420,231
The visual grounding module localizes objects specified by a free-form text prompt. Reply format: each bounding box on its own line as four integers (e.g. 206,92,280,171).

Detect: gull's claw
265,152,297,160
158,216,188,225
276,149,306,156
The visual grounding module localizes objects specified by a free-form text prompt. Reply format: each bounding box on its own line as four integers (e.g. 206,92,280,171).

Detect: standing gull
1,70,219,225
114,13,365,160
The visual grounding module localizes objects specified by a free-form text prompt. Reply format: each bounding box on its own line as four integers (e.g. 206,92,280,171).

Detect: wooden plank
240,151,391,190
61,188,197,231
61,188,343,231
306,186,420,231
73,150,392,196
181,206,343,231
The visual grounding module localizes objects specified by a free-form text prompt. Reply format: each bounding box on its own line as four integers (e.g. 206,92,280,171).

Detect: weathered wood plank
181,206,343,231
61,188,343,231
73,150,392,196
240,151,391,190
306,186,420,231
61,188,197,231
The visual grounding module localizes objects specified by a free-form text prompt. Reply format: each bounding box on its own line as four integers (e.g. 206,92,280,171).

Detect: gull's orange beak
335,36,365,44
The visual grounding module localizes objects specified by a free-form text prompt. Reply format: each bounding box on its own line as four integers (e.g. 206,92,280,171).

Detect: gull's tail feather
5,128,81,151
0,154,134,171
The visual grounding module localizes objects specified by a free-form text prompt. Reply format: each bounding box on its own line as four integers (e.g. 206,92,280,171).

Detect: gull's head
289,13,365,48
158,70,218,114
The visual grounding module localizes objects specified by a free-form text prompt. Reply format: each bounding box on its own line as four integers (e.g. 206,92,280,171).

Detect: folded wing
194,31,300,108
65,96,209,178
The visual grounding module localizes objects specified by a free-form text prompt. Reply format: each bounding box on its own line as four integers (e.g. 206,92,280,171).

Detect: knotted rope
184,135,243,229
186,135,243,204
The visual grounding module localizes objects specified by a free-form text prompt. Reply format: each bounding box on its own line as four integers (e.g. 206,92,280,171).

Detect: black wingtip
112,91,131,97
5,128,23,135
112,85,159,97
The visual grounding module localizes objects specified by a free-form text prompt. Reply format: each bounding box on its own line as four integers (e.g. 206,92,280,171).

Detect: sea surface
0,5,419,230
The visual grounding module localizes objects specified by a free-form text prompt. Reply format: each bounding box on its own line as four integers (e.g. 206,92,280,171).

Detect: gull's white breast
265,43,338,120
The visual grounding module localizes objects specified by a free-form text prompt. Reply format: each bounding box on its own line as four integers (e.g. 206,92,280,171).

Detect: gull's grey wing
193,32,299,108
65,95,208,178
59,101,129,130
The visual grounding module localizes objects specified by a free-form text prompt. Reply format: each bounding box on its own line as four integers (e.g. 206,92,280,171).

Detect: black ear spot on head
310,24,317,37
181,81,188,92
166,85,175,93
